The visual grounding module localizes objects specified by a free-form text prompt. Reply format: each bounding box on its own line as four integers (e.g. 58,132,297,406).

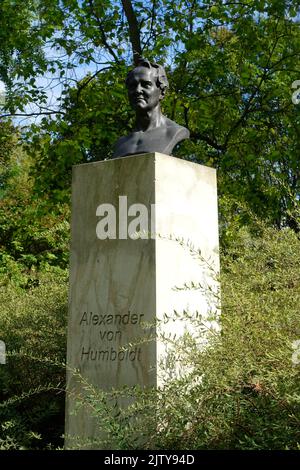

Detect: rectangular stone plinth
65,153,219,449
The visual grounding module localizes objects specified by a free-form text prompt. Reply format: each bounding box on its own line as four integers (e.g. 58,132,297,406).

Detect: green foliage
0,123,70,277
29,65,130,197
0,124,69,450
14,1,298,230
1,2,299,229
0,267,67,450
0,1,41,84
168,11,300,231
68,226,300,450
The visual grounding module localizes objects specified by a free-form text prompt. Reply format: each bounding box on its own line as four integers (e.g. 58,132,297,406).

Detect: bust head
125,59,169,113
112,58,189,158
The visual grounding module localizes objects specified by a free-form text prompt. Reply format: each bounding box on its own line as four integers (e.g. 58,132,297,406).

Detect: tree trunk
121,0,142,64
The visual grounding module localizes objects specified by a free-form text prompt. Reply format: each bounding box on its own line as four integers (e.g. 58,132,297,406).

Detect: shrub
1,226,300,450
69,226,300,450
0,267,67,449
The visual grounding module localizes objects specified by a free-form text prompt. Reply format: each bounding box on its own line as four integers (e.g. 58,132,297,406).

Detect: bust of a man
113,58,190,158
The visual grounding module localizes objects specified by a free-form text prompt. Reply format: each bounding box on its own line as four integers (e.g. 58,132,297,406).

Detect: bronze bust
113,59,190,158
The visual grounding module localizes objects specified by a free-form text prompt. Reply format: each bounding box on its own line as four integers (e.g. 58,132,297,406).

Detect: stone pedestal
65,153,219,449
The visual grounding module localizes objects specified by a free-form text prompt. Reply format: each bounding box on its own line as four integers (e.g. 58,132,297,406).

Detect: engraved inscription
79,311,144,362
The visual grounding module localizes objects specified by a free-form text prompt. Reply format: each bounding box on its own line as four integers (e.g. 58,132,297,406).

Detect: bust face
126,66,163,113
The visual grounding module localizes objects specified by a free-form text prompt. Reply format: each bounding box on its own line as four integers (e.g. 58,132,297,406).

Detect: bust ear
159,88,166,100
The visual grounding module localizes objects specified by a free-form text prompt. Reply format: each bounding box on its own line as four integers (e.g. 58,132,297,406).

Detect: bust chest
117,128,167,157
113,121,188,159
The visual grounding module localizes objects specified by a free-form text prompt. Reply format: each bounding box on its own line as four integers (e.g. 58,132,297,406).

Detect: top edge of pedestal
72,153,216,174
72,152,165,168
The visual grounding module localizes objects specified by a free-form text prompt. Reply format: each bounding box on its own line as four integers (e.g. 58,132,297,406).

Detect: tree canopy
0,0,300,236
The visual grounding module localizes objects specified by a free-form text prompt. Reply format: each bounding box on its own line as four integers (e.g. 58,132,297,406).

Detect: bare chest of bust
113,122,189,159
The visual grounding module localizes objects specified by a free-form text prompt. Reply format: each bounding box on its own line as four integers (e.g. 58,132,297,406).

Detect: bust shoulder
164,117,186,129
162,118,190,154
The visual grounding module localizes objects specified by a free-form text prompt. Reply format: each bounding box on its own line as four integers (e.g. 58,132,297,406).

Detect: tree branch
76,66,112,101
88,0,120,64
224,23,281,147
149,0,157,43
121,0,142,64
192,131,227,151
0,110,66,118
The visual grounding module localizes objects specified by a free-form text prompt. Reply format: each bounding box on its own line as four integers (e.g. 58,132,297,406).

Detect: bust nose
135,82,143,94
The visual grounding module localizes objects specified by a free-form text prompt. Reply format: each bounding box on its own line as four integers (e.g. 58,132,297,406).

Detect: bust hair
125,58,169,94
